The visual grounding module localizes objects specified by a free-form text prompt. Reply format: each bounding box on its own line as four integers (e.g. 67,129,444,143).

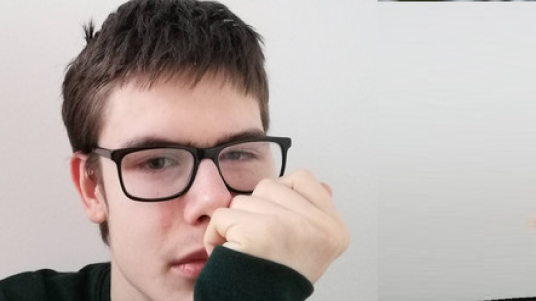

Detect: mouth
170,249,209,279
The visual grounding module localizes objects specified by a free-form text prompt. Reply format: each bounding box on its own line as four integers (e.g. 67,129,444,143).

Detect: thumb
204,208,249,256
204,210,228,256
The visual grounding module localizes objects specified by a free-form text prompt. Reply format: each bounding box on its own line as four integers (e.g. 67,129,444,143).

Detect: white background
378,3,536,301
7,1,536,301
0,1,372,301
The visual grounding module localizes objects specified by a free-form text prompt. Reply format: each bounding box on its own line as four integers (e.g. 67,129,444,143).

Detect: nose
182,159,233,225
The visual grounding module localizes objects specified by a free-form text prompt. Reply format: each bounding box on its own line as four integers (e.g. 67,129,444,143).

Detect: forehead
98,74,263,149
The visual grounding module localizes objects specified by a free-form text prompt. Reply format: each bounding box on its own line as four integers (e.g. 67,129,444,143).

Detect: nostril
198,215,211,224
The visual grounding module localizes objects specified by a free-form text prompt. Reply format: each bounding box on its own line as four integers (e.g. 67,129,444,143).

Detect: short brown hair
62,0,269,244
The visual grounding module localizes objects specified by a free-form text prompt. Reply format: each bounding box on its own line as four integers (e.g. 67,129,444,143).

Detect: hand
204,169,350,283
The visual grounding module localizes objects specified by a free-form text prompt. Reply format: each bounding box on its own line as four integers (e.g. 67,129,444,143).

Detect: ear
70,152,107,224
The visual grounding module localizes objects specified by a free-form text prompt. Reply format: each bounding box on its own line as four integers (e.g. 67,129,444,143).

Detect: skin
70,73,349,301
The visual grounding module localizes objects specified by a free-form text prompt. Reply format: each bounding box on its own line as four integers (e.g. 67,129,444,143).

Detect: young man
0,1,349,300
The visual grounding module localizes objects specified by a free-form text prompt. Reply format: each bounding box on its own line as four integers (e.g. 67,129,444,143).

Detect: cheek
142,201,185,231
98,161,188,252
105,188,185,249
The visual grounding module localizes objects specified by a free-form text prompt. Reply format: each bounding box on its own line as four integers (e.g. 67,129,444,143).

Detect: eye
145,157,175,169
121,148,192,174
220,150,256,161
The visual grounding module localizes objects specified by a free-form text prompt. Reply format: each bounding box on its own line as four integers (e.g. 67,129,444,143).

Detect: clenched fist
204,169,350,283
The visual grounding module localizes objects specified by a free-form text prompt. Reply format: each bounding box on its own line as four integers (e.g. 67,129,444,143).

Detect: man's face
95,74,263,301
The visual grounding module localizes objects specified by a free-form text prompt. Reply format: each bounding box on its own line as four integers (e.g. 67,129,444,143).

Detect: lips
171,249,209,279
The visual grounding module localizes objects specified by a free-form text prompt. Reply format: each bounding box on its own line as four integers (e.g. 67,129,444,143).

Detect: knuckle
229,195,247,209
292,169,315,180
251,178,276,196
315,220,350,257
333,223,351,255
210,207,227,220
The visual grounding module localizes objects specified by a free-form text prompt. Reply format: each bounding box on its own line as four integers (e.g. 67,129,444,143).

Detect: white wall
8,2,535,301
378,3,536,301
0,1,372,300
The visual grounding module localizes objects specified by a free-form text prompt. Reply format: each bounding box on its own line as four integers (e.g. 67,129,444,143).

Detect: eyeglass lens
119,141,283,199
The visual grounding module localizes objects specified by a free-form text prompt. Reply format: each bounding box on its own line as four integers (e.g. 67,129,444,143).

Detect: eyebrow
120,129,266,149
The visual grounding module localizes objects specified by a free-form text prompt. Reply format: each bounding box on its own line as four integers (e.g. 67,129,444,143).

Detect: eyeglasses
92,136,291,202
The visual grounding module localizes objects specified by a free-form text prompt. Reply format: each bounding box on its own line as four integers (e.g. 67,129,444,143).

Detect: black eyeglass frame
92,136,292,202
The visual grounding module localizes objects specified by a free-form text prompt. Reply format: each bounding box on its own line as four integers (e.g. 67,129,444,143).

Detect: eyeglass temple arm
92,147,113,159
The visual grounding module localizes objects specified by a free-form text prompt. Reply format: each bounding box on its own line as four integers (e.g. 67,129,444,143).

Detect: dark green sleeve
0,263,110,301
194,246,314,301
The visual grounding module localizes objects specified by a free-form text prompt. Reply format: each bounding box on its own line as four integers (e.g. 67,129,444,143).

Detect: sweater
0,246,313,301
